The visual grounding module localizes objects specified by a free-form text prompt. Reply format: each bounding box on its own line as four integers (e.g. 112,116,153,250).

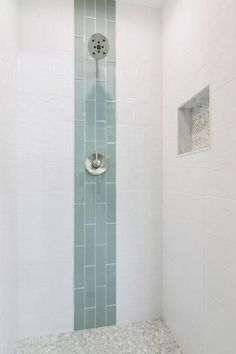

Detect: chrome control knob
85,152,108,176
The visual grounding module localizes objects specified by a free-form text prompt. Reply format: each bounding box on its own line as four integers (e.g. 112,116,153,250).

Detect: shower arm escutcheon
85,152,108,176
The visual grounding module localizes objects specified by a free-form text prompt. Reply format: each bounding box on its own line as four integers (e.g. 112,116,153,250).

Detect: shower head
88,33,109,60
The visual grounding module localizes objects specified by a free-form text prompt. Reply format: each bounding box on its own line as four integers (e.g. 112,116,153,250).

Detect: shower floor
16,320,182,354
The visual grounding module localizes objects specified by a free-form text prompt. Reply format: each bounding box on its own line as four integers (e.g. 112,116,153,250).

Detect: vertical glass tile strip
105,0,116,326
75,0,116,330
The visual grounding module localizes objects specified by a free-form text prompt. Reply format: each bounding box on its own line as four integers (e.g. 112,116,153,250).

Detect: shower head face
88,33,109,60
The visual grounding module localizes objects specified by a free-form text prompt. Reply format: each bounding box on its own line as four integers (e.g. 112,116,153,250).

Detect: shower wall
17,0,74,338
0,1,17,352
116,2,162,322
16,0,162,339
74,0,116,330
162,0,236,353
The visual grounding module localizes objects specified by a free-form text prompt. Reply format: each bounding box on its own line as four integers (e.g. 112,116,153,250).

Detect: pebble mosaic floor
16,320,182,354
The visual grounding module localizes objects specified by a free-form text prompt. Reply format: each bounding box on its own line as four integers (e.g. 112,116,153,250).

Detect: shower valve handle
92,153,101,169
85,152,108,176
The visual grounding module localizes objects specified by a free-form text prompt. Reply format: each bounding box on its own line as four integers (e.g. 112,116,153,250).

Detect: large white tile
17,0,74,339
117,1,162,323
0,0,18,351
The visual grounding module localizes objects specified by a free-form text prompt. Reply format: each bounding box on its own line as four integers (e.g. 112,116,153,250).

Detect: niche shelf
178,86,210,155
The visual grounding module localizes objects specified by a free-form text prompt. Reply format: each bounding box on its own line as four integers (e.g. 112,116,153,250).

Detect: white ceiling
118,0,163,9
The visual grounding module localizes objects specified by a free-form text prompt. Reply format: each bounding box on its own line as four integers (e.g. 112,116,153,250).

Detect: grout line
75,287,85,290
75,35,85,39
85,264,96,269
86,139,96,143
94,0,97,328
105,0,108,327
96,285,106,288
83,0,86,330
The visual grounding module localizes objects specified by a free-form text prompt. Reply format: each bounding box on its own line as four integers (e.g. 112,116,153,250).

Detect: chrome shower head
88,33,109,60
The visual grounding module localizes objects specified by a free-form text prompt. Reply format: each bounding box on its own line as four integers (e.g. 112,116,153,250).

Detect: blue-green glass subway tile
85,266,95,308
74,288,84,330
85,225,95,266
96,0,105,34
85,100,95,141
106,183,116,223
75,204,85,246
106,62,116,101
75,160,83,176
85,183,96,224
85,78,96,100
96,60,105,82
106,101,116,126
75,80,85,121
85,308,95,329
106,264,116,305
106,305,116,326
86,140,95,156
96,174,105,204
75,157,83,177
96,204,106,244
85,141,96,182
75,156,85,176
106,143,116,182
106,0,116,21
75,121,84,153
75,0,85,37
96,121,105,142
107,125,116,143
96,82,106,121
74,246,84,288
85,59,96,79
106,224,116,264
96,246,106,286
85,18,95,60
96,286,106,327
106,21,116,62
85,0,95,17
75,172,85,203
96,141,106,156
75,37,84,78
85,169,96,183
85,18,96,42
75,121,84,162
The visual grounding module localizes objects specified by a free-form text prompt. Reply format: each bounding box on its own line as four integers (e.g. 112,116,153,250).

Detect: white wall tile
0,0,18,352
117,2,162,323
162,0,236,352
17,0,74,339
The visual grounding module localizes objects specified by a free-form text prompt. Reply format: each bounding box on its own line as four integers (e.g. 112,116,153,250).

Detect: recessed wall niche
178,86,210,155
